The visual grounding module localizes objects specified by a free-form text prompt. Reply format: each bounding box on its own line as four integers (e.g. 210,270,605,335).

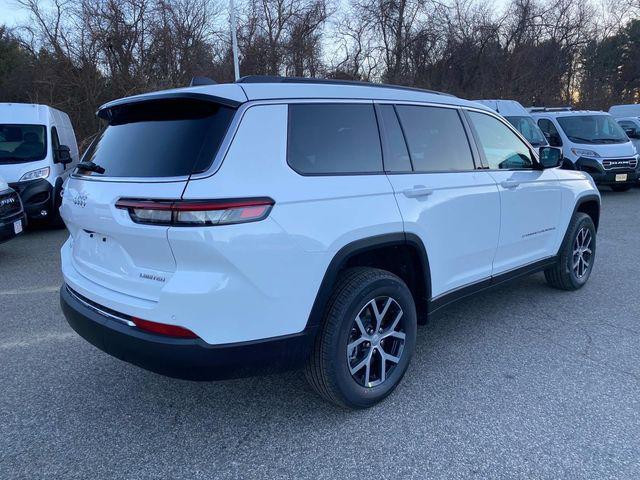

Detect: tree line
0,0,639,146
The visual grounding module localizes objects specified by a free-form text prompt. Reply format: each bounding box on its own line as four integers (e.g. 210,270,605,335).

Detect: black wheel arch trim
572,194,601,231
305,232,432,329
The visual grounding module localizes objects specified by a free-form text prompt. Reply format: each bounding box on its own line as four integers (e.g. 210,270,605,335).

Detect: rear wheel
305,267,417,409
611,184,632,192
545,212,596,290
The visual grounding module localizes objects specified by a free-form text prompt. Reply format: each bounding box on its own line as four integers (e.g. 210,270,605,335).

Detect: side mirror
624,127,640,139
539,146,563,169
55,145,73,165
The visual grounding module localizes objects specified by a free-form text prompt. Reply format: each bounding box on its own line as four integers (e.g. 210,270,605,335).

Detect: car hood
0,176,8,191
583,141,637,158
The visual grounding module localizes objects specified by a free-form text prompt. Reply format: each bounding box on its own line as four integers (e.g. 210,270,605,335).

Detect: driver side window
51,127,60,151
537,119,563,147
468,111,534,170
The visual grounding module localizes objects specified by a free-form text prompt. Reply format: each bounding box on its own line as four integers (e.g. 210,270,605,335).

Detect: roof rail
528,106,572,112
236,75,455,97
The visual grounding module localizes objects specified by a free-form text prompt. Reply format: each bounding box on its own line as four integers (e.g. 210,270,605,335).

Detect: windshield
504,116,547,146
80,98,235,178
556,115,629,144
0,125,47,164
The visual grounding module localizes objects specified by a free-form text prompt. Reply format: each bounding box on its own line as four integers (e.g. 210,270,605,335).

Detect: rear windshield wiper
77,161,105,174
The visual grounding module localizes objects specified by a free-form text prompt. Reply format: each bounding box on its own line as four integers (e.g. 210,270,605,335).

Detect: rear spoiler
97,92,243,121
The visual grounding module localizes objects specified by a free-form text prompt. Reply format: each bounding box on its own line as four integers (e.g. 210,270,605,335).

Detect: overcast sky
1,0,512,30
0,0,29,27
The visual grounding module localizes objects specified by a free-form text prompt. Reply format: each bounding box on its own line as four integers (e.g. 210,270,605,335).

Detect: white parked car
60,78,601,408
474,99,549,148
0,175,25,244
531,108,639,191
0,103,79,225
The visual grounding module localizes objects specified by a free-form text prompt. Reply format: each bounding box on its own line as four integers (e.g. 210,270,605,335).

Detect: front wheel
545,212,596,290
305,267,417,409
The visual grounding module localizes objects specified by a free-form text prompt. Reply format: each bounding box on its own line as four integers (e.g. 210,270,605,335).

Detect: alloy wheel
346,296,406,388
572,227,593,279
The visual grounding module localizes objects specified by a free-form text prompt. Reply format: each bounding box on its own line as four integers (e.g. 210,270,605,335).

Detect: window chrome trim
71,97,514,184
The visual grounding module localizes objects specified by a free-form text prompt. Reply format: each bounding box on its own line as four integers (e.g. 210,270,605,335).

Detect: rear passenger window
395,106,474,171
287,104,383,174
377,105,412,172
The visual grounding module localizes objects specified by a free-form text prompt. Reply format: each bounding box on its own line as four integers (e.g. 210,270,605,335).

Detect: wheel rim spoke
364,353,372,386
371,297,392,331
572,257,580,270
572,227,594,279
378,352,386,384
347,337,367,357
347,296,406,388
349,355,369,375
354,316,367,336
382,330,406,341
381,350,401,364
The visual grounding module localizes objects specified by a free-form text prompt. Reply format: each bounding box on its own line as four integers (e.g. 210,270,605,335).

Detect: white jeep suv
59,77,600,409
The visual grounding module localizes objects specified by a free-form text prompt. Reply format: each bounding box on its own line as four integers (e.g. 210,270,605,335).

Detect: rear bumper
0,212,26,244
60,285,317,380
9,179,54,220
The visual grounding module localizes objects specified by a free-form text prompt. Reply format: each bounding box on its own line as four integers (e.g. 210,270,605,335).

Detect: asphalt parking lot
1,189,640,479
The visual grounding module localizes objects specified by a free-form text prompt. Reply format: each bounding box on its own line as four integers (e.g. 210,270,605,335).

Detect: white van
0,103,79,225
612,117,640,152
531,108,639,191
474,99,548,148
609,104,640,118
609,105,640,152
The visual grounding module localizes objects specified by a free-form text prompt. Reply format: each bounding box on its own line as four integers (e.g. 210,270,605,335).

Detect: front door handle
403,186,434,198
500,180,520,189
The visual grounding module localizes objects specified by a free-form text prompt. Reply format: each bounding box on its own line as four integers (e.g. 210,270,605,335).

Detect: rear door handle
500,180,520,189
403,186,434,198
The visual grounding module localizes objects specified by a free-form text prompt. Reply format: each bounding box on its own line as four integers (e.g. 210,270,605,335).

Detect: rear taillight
115,197,274,226
132,317,199,339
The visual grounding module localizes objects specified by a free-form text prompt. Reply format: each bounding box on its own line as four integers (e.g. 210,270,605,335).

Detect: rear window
0,125,47,164
287,104,383,174
81,98,235,177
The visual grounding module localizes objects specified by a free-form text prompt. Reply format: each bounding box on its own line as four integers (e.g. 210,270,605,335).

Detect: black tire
305,267,417,409
48,181,66,228
544,212,596,290
610,184,632,192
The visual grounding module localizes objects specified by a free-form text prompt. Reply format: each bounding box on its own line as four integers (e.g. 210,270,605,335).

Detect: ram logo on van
0,196,16,208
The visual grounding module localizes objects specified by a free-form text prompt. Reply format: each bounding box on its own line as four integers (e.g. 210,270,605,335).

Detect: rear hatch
61,91,241,301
